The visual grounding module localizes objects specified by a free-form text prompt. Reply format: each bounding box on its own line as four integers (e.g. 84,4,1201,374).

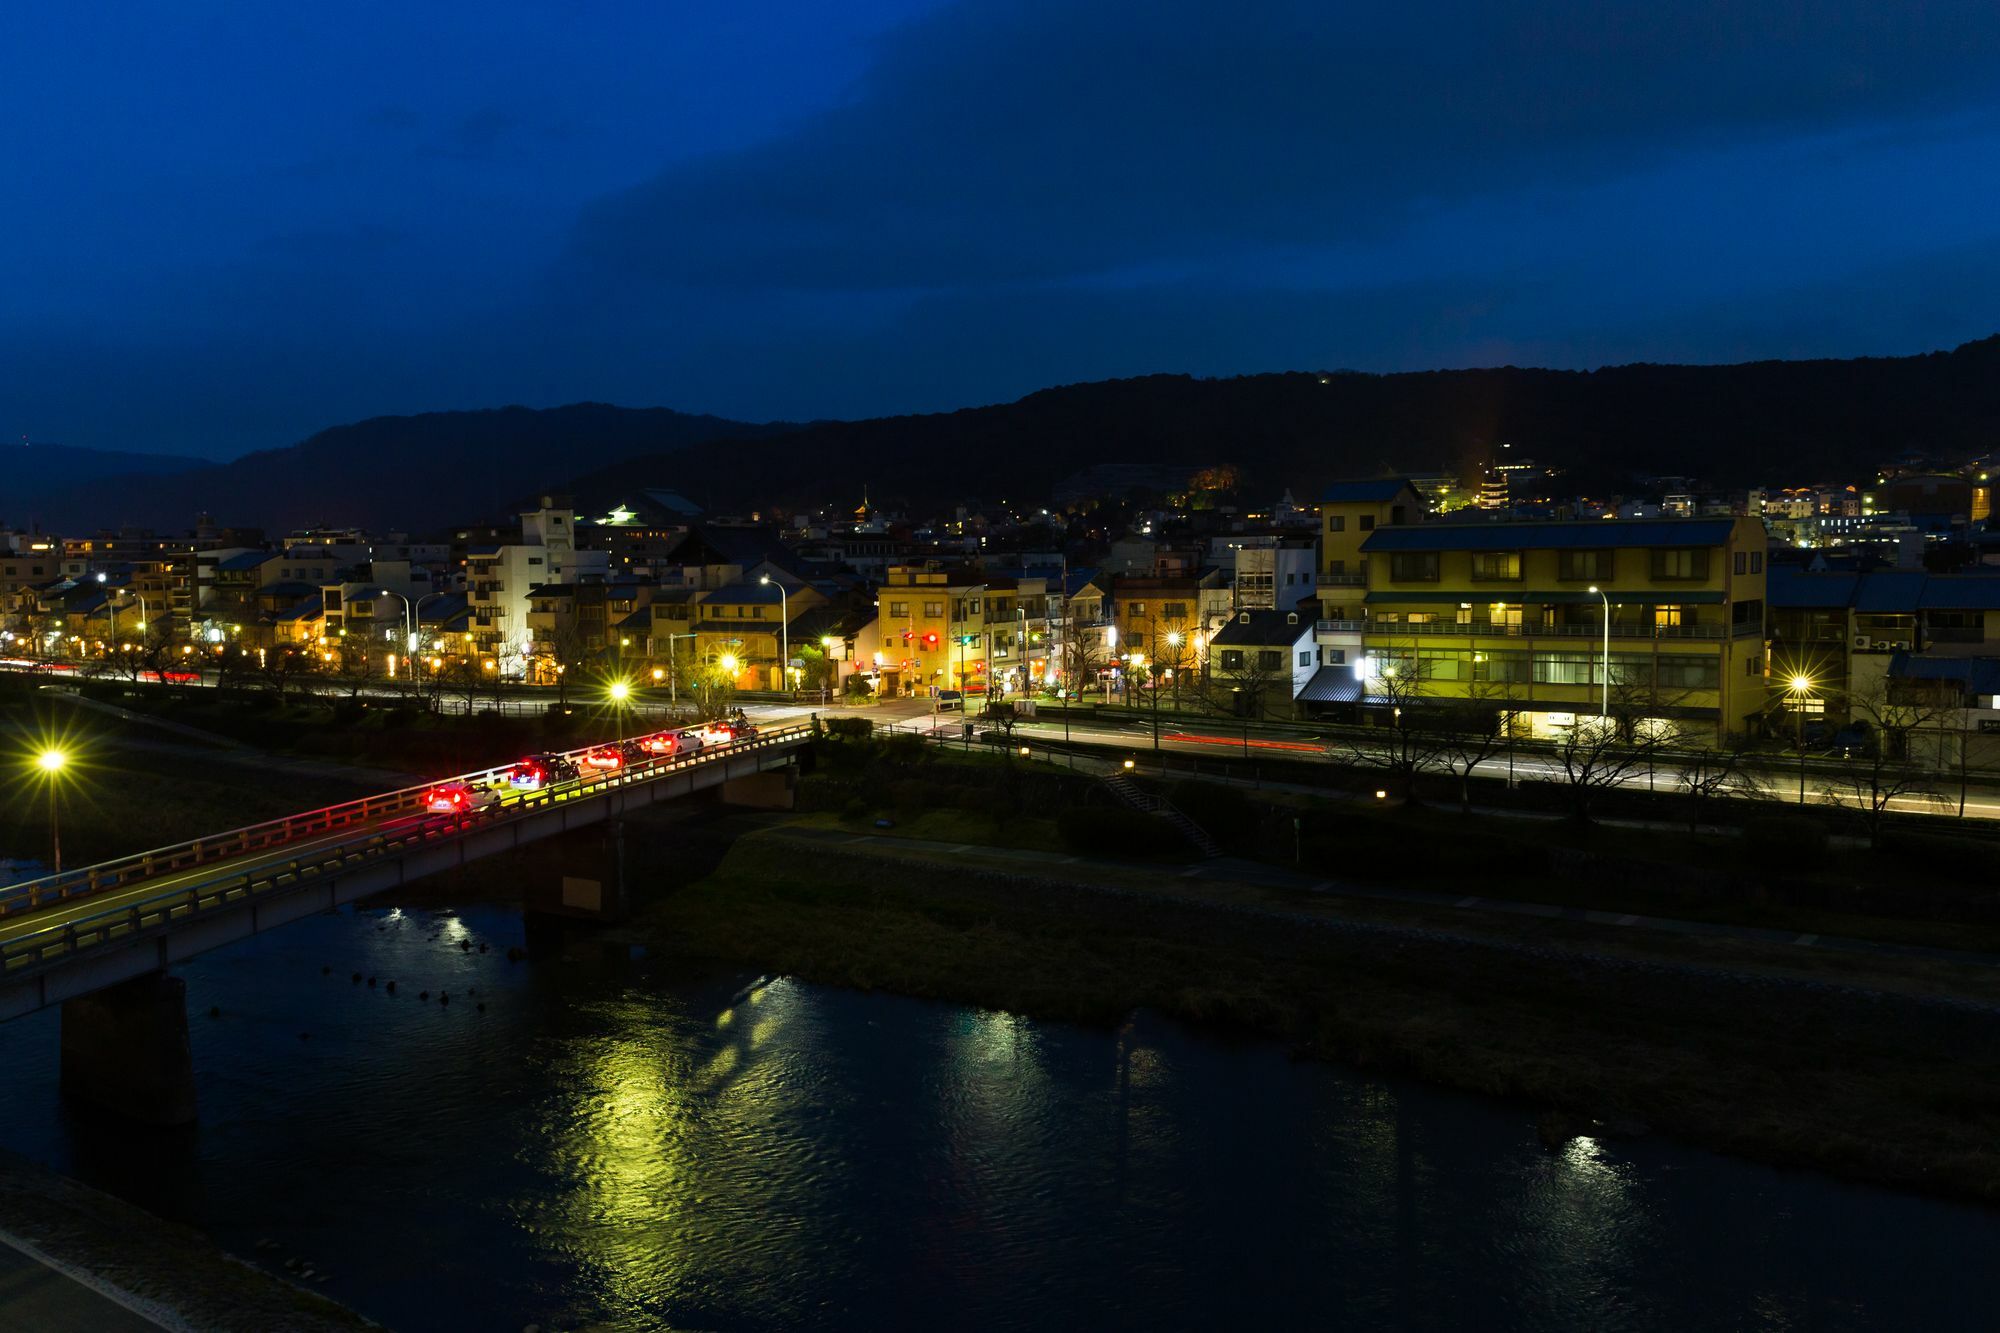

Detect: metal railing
0,724,813,931
1365,620,1744,641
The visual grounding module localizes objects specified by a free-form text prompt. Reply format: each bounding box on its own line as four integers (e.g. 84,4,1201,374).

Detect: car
578,745,626,771
635,730,684,757
700,719,757,745
421,780,494,815
508,753,579,790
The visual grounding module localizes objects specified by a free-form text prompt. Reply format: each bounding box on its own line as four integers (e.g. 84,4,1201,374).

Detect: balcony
1315,619,1366,634
1320,573,1367,587
1365,620,1748,642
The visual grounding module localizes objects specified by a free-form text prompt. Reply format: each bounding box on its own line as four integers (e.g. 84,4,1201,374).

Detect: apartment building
1319,479,1425,617
872,565,989,697
1335,516,1769,741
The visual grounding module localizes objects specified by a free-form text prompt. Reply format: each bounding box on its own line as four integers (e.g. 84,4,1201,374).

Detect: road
733,697,2000,823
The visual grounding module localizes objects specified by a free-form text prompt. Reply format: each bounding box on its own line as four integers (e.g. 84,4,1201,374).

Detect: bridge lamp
35,749,67,873
607,680,632,703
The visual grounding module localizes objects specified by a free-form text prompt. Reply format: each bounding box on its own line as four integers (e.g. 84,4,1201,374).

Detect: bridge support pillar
526,820,629,923
719,767,796,810
60,971,197,1126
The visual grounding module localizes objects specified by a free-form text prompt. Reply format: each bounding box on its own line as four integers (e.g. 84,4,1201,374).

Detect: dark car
509,753,580,790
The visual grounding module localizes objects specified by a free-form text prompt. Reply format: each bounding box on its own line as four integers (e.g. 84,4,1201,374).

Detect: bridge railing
0,724,811,977
0,723,812,917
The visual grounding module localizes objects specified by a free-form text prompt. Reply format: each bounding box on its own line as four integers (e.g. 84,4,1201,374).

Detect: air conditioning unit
1873,640,1894,650
1853,635,1869,648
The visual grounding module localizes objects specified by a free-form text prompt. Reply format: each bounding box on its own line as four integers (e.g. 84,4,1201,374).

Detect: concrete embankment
0,1151,374,1331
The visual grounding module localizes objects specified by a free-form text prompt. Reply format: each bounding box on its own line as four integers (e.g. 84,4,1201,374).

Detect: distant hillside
4,444,206,526
30,404,782,534
563,335,2000,512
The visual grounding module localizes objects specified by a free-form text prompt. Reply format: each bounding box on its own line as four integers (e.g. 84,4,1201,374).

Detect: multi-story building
872,565,989,698
1333,516,1770,741
1319,479,1425,608
464,496,609,674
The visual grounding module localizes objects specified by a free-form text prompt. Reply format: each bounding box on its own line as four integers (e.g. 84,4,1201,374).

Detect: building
1206,610,1318,716
1319,479,1425,604
465,496,609,674
1344,516,1770,741
871,565,989,697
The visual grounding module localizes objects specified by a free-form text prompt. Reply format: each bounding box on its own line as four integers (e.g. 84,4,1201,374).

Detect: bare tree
1336,647,1448,800
330,644,382,699
1817,678,1948,844
1432,680,1521,813
1671,734,1772,833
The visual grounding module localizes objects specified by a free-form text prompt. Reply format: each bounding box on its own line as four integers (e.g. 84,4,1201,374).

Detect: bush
840,797,872,823
1056,806,1182,859
824,716,873,741
1877,829,1998,880
1742,815,1830,870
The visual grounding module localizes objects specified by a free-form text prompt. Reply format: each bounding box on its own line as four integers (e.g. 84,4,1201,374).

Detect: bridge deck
0,725,810,1020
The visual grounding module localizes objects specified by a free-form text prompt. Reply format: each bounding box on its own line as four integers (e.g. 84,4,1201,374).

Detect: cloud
563,0,2000,294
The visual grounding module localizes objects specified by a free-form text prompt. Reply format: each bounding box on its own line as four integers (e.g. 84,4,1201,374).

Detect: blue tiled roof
1888,652,2000,696
703,581,786,605
1362,519,1737,553
1766,567,2000,613
1764,567,1859,609
215,550,271,572
1297,665,1363,703
1322,478,1419,504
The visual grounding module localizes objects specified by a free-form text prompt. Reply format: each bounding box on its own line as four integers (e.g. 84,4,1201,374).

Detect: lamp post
608,678,632,748
758,575,789,695
1790,673,1813,804
1587,585,1611,719
663,631,696,703
36,749,66,872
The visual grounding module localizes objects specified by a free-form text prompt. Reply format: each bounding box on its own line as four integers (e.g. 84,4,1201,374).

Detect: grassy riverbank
634,822,2000,1205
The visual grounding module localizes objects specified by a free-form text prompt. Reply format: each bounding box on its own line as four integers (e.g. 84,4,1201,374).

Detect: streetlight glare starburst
36,749,67,774
1790,673,1813,695
607,680,632,703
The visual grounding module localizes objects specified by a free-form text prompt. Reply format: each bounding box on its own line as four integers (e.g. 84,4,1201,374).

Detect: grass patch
639,830,2000,1204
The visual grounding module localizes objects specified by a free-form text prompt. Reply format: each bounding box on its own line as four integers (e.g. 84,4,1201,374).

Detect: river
0,900,1993,1331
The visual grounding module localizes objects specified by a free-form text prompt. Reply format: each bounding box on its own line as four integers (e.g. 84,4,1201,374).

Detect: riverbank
0,1150,373,1330
629,817,2000,1205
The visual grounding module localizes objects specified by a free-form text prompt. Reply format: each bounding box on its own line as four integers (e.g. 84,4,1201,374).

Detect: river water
0,900,1993,1331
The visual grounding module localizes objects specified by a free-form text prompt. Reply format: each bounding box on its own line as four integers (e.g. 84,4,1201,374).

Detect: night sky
7,1,2000,458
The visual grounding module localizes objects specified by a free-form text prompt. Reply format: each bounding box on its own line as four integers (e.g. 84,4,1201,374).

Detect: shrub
1877,829,1998,881
824,716,873,741
1742,814,1830,870
840,797,872,823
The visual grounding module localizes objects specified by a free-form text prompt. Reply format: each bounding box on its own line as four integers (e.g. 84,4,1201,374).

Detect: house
1206,609,1318,717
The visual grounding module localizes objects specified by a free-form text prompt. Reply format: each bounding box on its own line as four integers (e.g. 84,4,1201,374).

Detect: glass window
1751,552,1764,574
1299,650,1313,667
1656,604,1684,629
1324,648,1347,665
1164,602,1187,619
1733,551,1748,575
1558,550,1611,581
1327,516,1346,532
1359,516,1375,531
889,601,908,618
1470,552,1522,581
1257,649,1283,671
1389,552,1439,581
1130,602,1145,615
1129,631,1145,648
1221,649,1245,670
1650,549,1709,580
924,601,943,617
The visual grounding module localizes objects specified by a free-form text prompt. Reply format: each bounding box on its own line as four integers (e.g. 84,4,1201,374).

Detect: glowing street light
35,749,67,872
1789,673,1815,805
759,575,790,694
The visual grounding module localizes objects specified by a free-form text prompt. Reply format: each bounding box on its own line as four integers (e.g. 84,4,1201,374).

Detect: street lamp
1586,585,1611,719
36,749,66,872
1790,673,1814,805
607,679,633,749
759,575,789,695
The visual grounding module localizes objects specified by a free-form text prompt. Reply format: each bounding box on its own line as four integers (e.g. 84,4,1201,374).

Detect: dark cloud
566,0,2000,292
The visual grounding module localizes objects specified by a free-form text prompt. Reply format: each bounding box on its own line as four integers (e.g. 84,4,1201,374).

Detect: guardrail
0,723,812,918
0,724,811,979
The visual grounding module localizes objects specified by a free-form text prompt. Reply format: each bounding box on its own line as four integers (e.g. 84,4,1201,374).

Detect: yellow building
1353,516,1769,741
873,565,989,696
1318,479,1427,620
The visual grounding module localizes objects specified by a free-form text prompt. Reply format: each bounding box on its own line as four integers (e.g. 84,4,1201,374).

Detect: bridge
0,724,811,1120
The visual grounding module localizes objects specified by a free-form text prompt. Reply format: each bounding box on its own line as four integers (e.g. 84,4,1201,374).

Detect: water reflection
0,905,1993,1332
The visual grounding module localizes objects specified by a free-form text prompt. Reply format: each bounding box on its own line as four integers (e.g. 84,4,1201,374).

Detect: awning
1297,665,1363,704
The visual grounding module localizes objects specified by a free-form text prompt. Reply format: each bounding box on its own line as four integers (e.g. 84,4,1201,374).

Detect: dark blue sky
6,1,2000,459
